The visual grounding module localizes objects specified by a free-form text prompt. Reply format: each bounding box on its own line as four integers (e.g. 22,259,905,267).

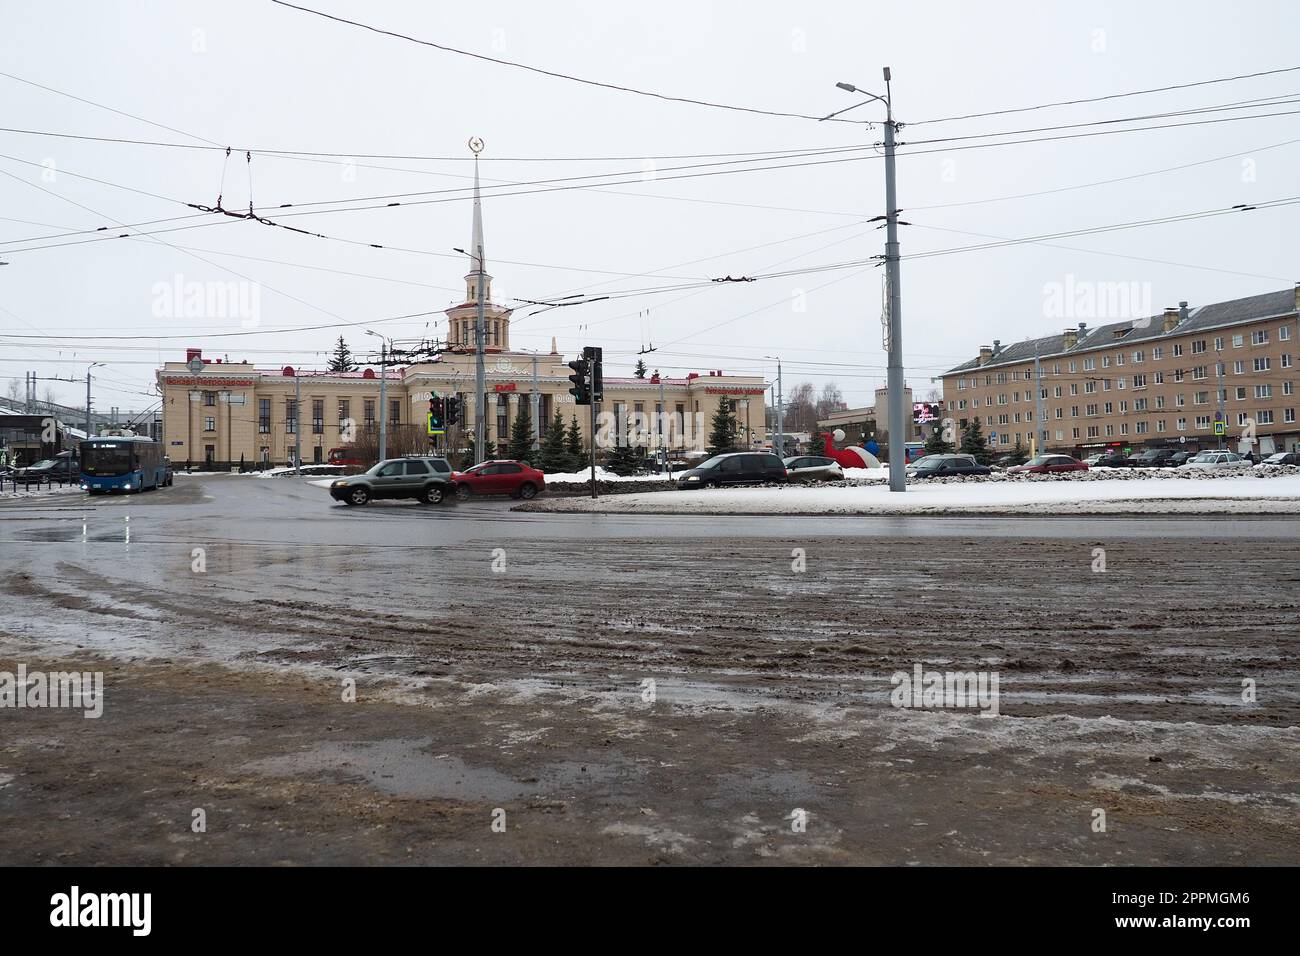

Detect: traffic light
584,346,604,402
427,395,445,435
567,357,591,405
445,395,461,426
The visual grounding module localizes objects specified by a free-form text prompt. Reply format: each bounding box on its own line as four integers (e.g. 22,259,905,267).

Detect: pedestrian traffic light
584,345,604,402
567,357,590,405
427,395,445,435
445,395,461,426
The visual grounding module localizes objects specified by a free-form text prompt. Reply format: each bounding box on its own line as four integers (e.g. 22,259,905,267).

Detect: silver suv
329,456,455,506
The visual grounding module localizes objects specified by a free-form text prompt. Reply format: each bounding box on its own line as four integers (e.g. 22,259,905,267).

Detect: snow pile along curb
516,473,1300,516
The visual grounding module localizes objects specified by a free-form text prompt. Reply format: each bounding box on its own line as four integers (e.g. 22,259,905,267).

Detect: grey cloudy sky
2,0,1297,412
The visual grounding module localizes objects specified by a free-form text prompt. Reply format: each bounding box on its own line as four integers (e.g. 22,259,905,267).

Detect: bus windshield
82,443,134,476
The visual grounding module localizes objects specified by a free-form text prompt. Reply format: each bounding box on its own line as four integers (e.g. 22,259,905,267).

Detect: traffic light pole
589,380,597,499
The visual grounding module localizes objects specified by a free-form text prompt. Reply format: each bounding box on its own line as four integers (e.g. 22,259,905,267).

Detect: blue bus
80,436,169,493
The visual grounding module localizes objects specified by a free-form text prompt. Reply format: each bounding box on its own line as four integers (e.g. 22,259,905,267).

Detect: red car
1007,454,1089,475
452,460,545,500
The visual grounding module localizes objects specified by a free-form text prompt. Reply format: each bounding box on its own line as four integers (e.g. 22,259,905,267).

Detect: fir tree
326,335,357,372
606,443,639,476
506,404,534,463
565,415,586,472
1009,437,1030,465
538,411,568,472
634,358,648,379
924,423,954,456
808,431,828,456
960,418,992,464
706,396,739,455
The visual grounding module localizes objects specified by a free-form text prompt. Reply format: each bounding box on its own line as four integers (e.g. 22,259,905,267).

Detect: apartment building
941,286,1300,457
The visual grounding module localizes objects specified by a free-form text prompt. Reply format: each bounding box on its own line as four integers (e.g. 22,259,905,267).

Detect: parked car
17,456,80,481
328,456,455,505
1180,451,1248,470
782,455,844,482
910,454,991,478
1007,454,1088,474
1129,449,1179,468
676,452,788,489
1082,453,1106,466
452,460,546,500
1168,451,1195,466
1257,452,1300,468
1091,452,1134,468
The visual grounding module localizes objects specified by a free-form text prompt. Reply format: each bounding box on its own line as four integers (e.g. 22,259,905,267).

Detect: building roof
945,287,1298,374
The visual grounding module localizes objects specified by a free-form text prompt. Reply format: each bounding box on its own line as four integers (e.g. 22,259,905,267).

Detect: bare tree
4,378,20,406
785,382,817,432
815,381,844,418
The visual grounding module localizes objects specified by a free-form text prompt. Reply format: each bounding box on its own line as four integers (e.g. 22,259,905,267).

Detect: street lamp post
85,362,104,438
829,69,906,491
365,330,389,461
764,355,784,458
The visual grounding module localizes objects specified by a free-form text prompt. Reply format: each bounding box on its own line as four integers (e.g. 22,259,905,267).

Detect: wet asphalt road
4,472,1300,547
2,474,1298,865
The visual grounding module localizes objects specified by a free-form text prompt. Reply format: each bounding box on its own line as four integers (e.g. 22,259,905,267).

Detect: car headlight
332,480,348,488
685,475,700,481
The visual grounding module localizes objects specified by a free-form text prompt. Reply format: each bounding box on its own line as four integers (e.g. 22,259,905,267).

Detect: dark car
17,455,80,482
1258,452,1300,467
1092,452,1134,468
328,456,455,506
676,452,788,489
1168,450,1195,466
1006,454,1088,474
910,454,991,478
1129,449,1178,468
452,460,546,500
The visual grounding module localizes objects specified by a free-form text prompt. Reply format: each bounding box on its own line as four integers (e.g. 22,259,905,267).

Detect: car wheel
420,485,444,505
518,483,538,500
346,486,370,506
705,480,720,489
456,483,471,500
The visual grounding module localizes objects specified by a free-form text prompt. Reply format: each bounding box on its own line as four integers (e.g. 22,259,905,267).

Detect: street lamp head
835,82,857,93
883,67,892,82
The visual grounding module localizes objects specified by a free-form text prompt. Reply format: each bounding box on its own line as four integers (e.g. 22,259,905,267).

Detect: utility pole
831,72,905,489
293,370,302,475
1034,343,1046,456
531,355,540,452
85,362,103,438
379,339,388,461
880,70,905,491
657,372,672,480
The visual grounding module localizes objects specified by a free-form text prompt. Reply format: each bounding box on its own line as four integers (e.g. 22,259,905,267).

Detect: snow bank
520,473,1300,516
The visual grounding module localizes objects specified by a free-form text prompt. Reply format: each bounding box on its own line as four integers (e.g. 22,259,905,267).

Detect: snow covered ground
522,473,1300,515
0,482,84,500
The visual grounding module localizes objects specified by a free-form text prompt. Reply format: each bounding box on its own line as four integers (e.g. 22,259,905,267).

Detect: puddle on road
243,737,624,801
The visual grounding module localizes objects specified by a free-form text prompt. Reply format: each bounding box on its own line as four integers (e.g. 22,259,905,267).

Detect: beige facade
940,286,1300,457
157,350,767,469
157,171,767,468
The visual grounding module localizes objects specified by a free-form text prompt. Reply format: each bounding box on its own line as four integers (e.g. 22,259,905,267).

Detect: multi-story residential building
941,286,1300,457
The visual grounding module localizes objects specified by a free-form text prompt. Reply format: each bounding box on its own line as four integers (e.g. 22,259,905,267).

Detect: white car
1180,451,1248,469
783,455,844,482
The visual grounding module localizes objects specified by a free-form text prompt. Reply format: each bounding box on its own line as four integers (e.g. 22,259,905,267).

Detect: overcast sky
2,0,1297,414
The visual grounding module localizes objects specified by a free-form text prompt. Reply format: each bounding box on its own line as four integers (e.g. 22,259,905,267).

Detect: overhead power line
908,64,1300,125
267,0,867,125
